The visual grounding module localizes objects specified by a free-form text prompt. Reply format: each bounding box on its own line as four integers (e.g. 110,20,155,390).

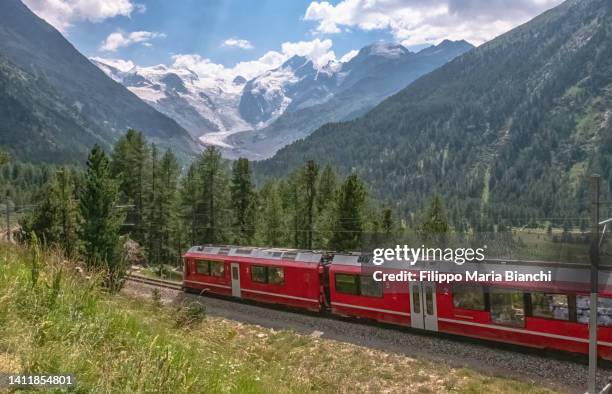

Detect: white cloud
171,38,340,82
231,51,287,79
281,38,336,68
222,38,254,50
339,49,359,63
22,0,145,32
172,50,286,81
100,31,166,52
90,56,135,72
304,0,564,45
317,20,342,34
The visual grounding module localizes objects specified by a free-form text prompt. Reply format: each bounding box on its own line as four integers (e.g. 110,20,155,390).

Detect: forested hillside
0,0,197,163
0,56,111,162
255,0,612,228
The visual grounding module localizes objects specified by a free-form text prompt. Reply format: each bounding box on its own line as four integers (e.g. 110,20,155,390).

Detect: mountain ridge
255,0,612,222
225,39,474,159
94,39,473,160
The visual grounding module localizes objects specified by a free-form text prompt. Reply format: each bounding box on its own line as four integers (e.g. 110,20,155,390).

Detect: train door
231,263,241,298
409,281,438,331
182,258,188,281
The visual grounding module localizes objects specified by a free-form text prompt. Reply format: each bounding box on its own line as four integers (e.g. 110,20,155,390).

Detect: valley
94,41,473,160
1,1,610,392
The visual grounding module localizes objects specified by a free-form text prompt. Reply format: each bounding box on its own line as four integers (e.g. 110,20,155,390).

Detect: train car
328,253,411,326
329,254,612,360
183,246,233,296
183,246,325,312
184,245,612,359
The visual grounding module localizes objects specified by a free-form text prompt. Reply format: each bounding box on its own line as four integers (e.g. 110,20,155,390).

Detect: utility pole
5,190,10,242
589,174,600,394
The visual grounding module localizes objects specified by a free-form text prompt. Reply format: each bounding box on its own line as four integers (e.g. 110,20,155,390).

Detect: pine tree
145,147,181,268
300,160,319,249
287,175,302,248
276,179,296,247
55,168,80,258
145,144,159,264
330,174,366,251
197,146,229,244
110,129,148,243
156,150,180,264
230,158,255,244
257,181,283,246
20,185,57,246
79,145,125,288
20,167,80,258
316,165,338,214
421,195,449,243
314,165,338,248
179,163,200,246
382,207,393,237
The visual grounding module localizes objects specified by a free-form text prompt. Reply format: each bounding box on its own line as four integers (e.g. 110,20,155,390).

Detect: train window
425,287,434,315
360,275,383,297
335,274,359,295
576,296,612,326
599,298,612,327
490,288,524,327
412,286,420,314
195,260,210,275
268,267,285,285
250,265,284,285
531,293,569,320
577,295,589,324
251,265,267,283
453,285,485,311
210,261,225,277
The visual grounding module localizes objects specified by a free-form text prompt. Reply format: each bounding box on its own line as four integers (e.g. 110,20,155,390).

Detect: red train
183,245,612,359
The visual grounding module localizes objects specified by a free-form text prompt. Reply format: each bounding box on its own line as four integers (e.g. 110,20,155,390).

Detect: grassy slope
0,243,555,393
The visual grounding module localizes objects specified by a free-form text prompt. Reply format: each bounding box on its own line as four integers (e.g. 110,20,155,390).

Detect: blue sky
74,0,394,67
23,0,564,77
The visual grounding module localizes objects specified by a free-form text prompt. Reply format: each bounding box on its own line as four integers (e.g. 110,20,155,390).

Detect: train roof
185,245,323,264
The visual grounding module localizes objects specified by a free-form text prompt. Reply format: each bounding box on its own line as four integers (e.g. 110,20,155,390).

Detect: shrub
174,301,206,329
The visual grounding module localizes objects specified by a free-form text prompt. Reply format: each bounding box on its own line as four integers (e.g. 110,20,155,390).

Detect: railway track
126,273,183,291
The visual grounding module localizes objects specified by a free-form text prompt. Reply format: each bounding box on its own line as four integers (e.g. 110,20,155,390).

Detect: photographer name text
372,270,552,283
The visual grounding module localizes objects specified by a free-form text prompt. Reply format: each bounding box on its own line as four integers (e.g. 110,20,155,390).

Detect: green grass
139,264,183,281
0,243,558,393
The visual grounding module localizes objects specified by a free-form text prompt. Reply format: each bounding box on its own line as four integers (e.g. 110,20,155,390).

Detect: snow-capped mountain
92,40,473,159
91,58,251,139
236,41,474,138
225,40,475,159
238,55,338,128
236,43,415,129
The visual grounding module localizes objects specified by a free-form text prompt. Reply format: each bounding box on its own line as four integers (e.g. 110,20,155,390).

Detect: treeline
0,161,64,209
18,129,396,278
